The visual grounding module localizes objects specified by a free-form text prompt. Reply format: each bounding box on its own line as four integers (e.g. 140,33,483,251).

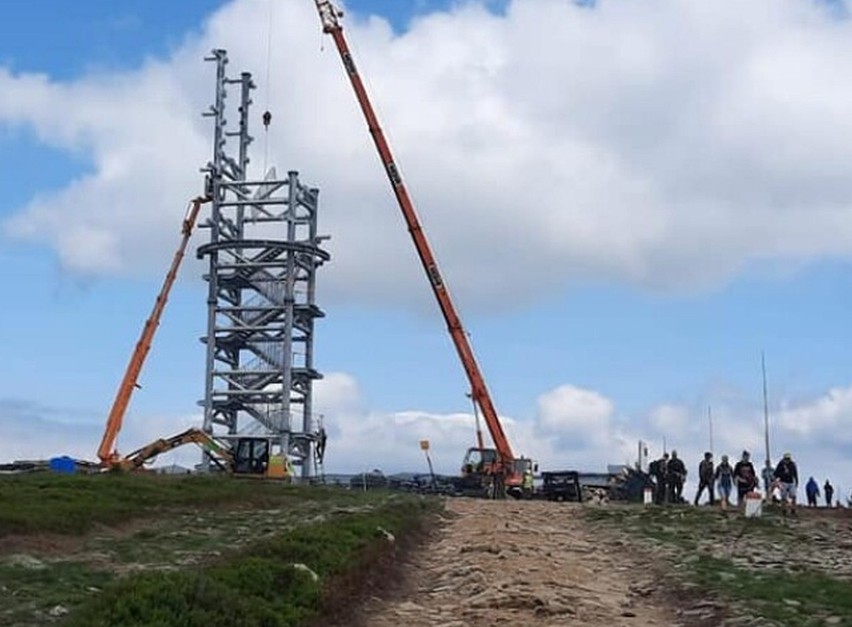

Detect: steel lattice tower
198,49,330,478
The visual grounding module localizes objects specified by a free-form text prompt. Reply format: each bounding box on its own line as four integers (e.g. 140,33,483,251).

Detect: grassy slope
586,506,852,626
0,473,310,536
0,474,439,627
67,497,435,627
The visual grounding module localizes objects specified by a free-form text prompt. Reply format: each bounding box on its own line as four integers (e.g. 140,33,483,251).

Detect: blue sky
2,0,851,491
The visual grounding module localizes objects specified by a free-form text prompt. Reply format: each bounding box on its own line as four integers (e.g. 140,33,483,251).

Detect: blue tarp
48,456,76,474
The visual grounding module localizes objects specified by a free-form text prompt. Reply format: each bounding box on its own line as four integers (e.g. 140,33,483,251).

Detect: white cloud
2,0,852,310
535,384,613,443
315,374,637,473
648,403,690,436
4,373,852,504
777,386,852,440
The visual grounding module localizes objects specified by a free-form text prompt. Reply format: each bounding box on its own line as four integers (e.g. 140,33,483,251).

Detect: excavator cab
232,437,270,475
458,447,503,498
462,447,498,476
514,456,537,476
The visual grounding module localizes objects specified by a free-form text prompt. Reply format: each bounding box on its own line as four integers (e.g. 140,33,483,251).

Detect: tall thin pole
762,351,771,467
708,405,714,455
423,449,436,488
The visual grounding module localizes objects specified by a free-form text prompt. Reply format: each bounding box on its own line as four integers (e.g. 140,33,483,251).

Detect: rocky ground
585,503,852,626
358,499,852,627
4,481,849,626
356,499,676,627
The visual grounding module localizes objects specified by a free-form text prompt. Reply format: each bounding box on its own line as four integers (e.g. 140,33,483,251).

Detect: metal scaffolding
197,49,330,477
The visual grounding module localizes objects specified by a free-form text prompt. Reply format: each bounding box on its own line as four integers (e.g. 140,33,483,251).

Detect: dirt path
362,499,674,627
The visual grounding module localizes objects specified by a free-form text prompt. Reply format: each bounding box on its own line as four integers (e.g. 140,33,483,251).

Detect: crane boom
313,1,515,466
97,196,210,465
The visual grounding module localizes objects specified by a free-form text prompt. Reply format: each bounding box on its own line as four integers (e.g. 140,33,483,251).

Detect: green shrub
66,496,438,626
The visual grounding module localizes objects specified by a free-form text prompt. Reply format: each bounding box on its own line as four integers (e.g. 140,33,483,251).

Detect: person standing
650,453,670,505
522,468,535,499
715,454,734,509
773,452,799,516
762,460,775,502
824,480,835,507
806,477,820,508
733,451,757,507
694,452,715,506
668,451,687,503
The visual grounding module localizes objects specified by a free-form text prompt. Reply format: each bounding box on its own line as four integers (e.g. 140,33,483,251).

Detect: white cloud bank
3,0,852,310
2,373,850,503
314,373,852,494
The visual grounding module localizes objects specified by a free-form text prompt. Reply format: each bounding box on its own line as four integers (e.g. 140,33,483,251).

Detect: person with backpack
667,450,687,503
733,450,757,507
774,452,799,515
650,453,669,505
715,454,734,508
694,452,715,506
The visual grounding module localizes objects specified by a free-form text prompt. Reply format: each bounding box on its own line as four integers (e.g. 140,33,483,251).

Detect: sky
1,0,851,503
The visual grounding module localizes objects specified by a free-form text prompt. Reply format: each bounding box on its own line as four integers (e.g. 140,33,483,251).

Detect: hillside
0,474,435,626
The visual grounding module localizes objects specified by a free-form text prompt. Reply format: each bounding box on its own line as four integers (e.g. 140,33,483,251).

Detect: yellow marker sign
419,440,430,451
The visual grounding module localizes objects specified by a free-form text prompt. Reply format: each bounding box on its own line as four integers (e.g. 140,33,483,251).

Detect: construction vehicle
540,470,583,503
112,427,290,478
313,1,535,496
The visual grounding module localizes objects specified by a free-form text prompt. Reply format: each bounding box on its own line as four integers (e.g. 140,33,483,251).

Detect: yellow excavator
114,427,291,479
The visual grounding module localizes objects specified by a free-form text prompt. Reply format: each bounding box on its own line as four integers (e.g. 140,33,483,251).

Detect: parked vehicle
541,470,583,502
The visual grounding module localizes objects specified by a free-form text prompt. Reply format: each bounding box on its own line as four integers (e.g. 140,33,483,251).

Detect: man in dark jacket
773,452,799,515
694,452,715,506
733,450,757,507
824,479,835,507
650,453,669,505
667,450,687,503
805,476,819,508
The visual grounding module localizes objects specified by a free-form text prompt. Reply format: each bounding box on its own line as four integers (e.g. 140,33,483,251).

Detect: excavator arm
313,1,516,469
117,428,232,471
97,196,210,465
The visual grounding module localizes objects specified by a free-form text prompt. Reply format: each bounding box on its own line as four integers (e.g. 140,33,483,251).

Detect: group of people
804,476,835,508
648,449,837,513
648,450,689,505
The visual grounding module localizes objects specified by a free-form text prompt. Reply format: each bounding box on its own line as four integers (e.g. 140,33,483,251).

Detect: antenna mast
761,351,771,467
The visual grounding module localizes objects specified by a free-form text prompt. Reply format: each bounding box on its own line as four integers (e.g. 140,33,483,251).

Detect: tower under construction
197,49,329,478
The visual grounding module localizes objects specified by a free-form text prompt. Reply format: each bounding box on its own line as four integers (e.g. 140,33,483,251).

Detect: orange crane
313,1,534,494
97,196,210,466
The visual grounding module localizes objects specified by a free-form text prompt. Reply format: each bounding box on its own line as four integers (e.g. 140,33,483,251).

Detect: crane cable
262,0,273,175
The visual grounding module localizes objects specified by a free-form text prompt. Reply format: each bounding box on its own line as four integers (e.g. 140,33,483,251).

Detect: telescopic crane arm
97,196,210,465
313,1,515,467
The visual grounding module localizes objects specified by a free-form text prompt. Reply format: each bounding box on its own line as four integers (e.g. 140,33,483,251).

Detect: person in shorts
733,451,757,507
715,454,734,508
773,452,799,515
